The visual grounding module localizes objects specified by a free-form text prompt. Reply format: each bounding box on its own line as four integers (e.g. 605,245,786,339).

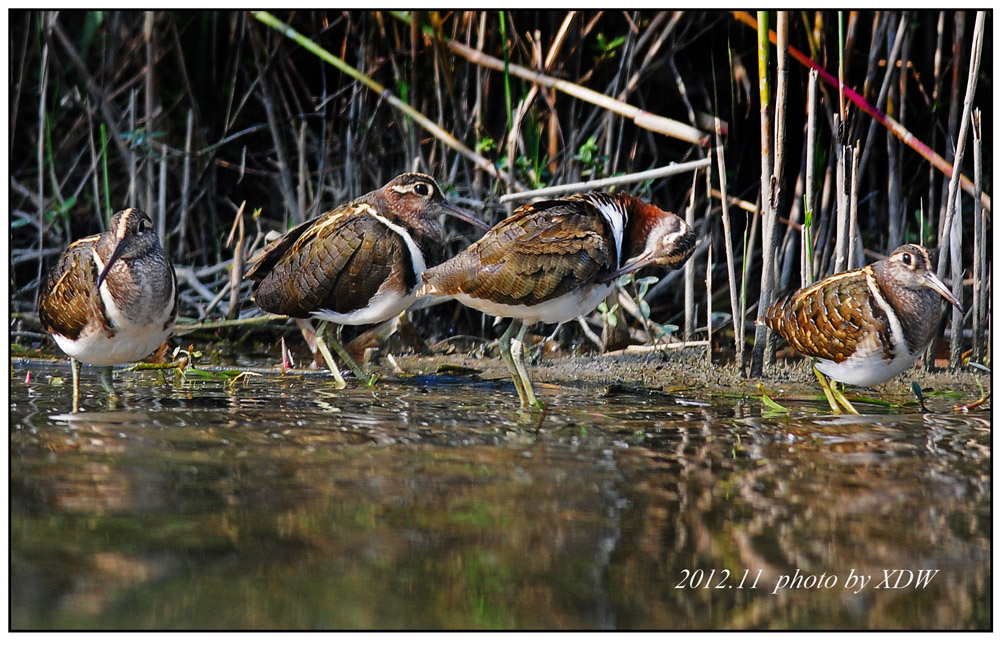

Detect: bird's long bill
602,250,655,283
923,270,965,313
441,200,491,231
96,237,127,289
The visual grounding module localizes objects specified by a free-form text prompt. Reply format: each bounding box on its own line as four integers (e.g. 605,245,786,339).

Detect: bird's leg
812,366,841,413
330,324,376,386
498,319,529,405
510,322,539,408
813,367,858,415
99,365,119,410
313,322,347,388
830,379,859,415
71,357,81,414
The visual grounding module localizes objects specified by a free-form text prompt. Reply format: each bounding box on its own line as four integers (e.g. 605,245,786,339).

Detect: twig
803,69,817,286
937,10,985,281
750,11,777,378
683,200,695,341
35,15,49,306
172,314,288,335
848,141,860,270
714,119,743,368
226,201,247,320
834,119,849,273
500,158,711,202
706,243,713,364
177,109,193,256
602,340,708,356
971,109,985,364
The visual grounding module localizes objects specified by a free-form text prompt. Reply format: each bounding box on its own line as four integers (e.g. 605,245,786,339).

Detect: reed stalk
971,110,985,365
803,69,817,286
715,119,743,368
499,158,711,202
749,11,774,378
733,11,990,213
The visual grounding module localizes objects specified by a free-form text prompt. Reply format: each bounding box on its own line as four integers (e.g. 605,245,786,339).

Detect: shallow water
9,360,991,629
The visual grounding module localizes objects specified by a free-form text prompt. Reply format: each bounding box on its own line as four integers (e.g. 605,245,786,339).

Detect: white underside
53,319,171,366
312,286,417,326
450,282,614,325
311,207,427,326
815,349,918,386
54,255,175,366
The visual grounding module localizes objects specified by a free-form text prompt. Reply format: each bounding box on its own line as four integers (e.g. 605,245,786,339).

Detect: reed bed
9,10,991,375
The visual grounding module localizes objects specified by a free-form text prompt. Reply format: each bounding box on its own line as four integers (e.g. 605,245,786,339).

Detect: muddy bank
383,345,991,410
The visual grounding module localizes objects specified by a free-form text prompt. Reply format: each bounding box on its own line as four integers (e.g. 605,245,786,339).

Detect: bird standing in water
421,191,696,407
244,173,488,386
37,208,178,412
764,244,964,413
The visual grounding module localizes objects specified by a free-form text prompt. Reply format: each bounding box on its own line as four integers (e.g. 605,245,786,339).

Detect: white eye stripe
391,182,436,197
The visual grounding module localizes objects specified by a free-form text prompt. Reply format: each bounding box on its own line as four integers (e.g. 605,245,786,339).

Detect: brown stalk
715,121,743,368
833,118,848,274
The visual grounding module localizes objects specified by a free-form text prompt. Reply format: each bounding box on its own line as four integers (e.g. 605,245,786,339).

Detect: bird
243,172,488,386
37,208,178,412
763,244,964,414
420,191,697,407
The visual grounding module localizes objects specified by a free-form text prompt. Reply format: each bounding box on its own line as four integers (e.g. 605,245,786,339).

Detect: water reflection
9,361,991,629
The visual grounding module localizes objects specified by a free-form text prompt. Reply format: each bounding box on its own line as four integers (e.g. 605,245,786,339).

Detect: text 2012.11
675,568,763,589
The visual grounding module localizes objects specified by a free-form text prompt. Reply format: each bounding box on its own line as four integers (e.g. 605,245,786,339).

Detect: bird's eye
902,252,912,265
414,183,432,197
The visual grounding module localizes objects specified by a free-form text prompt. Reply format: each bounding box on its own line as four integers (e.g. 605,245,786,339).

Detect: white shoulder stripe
864,269,908,355
594,200,625,265
357,203,427,279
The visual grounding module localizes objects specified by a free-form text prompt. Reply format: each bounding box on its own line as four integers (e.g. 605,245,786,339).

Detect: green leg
830,379,859,415
99,365,119,410
332,324,376,386
319,323,374,386
313,322,347,388
498,320,528,405
510,322,539,408
813,367,858,415
71,357,81,414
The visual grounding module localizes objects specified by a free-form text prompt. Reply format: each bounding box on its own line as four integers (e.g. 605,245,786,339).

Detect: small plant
597,300,619,328
592,32,627,65
573,135,609,178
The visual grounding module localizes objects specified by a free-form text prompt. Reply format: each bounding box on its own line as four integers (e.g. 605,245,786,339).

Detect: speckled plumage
420,191,695,407
765,244,963,388
37,208,177,411
421,192,695,324
38,207,177,367
245,173,485,325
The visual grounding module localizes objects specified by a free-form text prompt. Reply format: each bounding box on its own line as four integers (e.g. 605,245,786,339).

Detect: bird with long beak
764,244,964,413
244,173,488,385
37,208,177,411
420,191,696,407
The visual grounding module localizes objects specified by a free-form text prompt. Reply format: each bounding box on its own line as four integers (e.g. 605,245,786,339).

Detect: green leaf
758,384,789,413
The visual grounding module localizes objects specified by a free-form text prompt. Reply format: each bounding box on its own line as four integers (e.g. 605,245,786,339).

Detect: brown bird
764,244,964,413
244,173,487,385
37,208,178,412
420,191,696,407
